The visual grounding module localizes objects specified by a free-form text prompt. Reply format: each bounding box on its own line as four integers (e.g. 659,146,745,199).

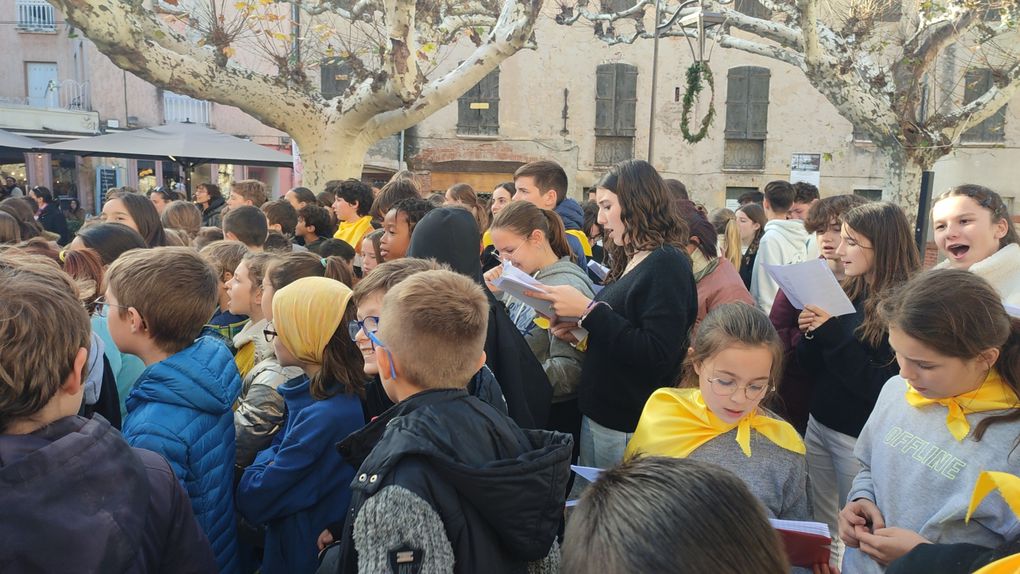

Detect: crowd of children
0,165,1018,574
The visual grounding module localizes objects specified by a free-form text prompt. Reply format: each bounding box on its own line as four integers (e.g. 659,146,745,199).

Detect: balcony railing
3,80,91,110
163,91,211,125
16,0,56,32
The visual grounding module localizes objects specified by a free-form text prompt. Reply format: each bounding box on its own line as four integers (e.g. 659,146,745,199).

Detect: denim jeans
805,415,862,566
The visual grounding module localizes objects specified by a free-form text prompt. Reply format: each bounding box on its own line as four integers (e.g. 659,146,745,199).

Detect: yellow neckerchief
625,388,805,459
904,370,1019,441
967,471,1020,574
234,340,256,380
482,229,493,248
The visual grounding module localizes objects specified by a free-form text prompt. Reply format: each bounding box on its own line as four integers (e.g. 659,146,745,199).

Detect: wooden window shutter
615,63,638,136
748,67,771,140
321,58,353,99
595,64,616,136
458,67,499,135
725,67,750,139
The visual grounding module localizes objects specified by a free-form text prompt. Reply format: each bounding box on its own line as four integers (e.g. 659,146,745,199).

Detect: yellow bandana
905,370,1019,441
625,388,805,459
967,471,1020,574
272,276,352,365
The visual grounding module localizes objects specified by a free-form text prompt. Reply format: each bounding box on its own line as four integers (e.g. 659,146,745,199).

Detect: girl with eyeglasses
237,276,365,574
626,303,810,523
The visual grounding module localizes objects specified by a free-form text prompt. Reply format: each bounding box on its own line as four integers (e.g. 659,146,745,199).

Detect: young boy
0,255,216,572
330,179,376,253
223,205,269,252
750,180,810,315
321,270,571,573
107,247,242,574
199,239,250,349
261,199,299,239
227,179,269,210
297,203,332,253
511,160,589,267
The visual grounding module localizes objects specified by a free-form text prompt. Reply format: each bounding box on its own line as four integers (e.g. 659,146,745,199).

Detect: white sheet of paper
587,259,609,281
570,465,604,483
492,261,589,341
765,259,856,316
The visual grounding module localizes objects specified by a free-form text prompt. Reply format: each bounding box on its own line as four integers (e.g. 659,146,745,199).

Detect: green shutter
595,64,616,136
725,67,750,139
615,63,638,136
748,67,771,140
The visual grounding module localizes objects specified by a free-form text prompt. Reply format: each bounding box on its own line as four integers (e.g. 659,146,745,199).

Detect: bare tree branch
717,33,805,66
934,58,1020,139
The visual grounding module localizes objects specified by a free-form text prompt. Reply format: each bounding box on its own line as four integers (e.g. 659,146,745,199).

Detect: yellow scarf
625,388,805,459
234,340,256,380
905,370,1019,441
967,471,1020,574
272,276,352,365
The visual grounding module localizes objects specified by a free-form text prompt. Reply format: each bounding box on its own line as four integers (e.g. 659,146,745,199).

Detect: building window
724,66,770,170
163,91,211,125
734,0,771,19
16,0,56,32
962,69,1006,144
854,188,883,201
595,62,637,165
458,68,500,136
321,57,353,100
725,186,758,210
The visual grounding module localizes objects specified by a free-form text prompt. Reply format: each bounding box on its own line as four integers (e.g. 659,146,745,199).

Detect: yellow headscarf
905,370,1019,442
271,276,352,365
625,387,805,459
967,471,1020,574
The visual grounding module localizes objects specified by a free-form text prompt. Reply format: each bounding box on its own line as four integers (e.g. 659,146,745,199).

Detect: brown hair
0,211,21,244
230,179,268,207
841,202,921,348
514,160,569,204
192,227,225,251
106,247,219,354
199,240,249,280
736,202,767,266
113,192,169,248
262,199,298,236
596,160,689,282
490,200,573,260
563,456,789,574
804,194,869,235
763,180,795,214
709,208,741,270
0,198,43,240
242,251,276,294
361,229,384,266
266,251,355,291
681,303,784,398
881,269,1020,441
62,247,106,311
310,301,366,400
446,183,489,232
160,200,203,238
934,184,1020,249
0,254,91,432
378,269,489,389
352,257,443,306
197,182,223,201
222,205,269,248
372,178,421,220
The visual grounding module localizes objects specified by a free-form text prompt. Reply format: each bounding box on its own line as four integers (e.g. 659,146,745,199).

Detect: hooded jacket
407,207,553,428
238,375,365,574
37,201,70,245
502,257,594,402
202,196,226,228
749,218,810,315
362,365,509,421
319,388,572,574
554,199,589,270
0,415,216,573
122,336,242,574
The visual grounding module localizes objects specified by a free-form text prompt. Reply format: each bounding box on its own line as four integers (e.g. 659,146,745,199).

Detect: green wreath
680,62,716,144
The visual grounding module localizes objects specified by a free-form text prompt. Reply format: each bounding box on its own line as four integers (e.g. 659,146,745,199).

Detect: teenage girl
101,192,168,247
736,203,766,290
237,276,365,574
932,184,1020,304
360,229,384,276
484,200,594,456
528,159,698,469
839,269,1020,574
444,183,488,235
710,207,742,270
797,202,920,549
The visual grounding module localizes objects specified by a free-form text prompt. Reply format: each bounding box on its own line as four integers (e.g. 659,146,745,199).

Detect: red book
769,519,832,568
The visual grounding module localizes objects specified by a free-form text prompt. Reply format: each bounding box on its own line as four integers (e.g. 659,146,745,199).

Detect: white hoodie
750,219,810,315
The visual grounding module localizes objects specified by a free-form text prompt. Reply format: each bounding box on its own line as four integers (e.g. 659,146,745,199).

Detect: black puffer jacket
319,389,572,574
202,196,226,228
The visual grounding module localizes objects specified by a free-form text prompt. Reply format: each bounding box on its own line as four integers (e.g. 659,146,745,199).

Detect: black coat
0,415,216,573
406,207,553,428
322,389,572,574
202,197,226,228
37,202,70,245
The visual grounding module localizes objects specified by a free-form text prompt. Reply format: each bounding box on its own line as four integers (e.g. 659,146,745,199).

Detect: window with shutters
458,68,500,136
724,66,770,170
962,69,1006,144
321,57,353,99
594,63,638,165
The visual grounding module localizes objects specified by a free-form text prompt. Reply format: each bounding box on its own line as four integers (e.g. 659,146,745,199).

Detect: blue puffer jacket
122,336,242,574
237,375,364,574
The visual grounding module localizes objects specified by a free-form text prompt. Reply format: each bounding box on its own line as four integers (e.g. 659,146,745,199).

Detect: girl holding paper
931,184,1020,305
796,201,919,551
524,159,697,470
626,303,810,523
838,270,1020,574
484,200,594,460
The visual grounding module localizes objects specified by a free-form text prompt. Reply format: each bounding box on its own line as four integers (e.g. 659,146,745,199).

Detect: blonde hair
199,240,249,280
230,179,268,207
682,303,784,396
161,200,203,238
709,208,741,270
106,247,219,354
0,254,91,432
379,269,488,389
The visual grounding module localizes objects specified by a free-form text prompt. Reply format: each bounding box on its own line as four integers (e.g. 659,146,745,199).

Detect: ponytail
491,200,574,262
541,210,573,260
722,219,741,269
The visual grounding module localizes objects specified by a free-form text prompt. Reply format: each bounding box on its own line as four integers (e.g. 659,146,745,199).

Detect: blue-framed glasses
348,316,380,341
364,328,397,381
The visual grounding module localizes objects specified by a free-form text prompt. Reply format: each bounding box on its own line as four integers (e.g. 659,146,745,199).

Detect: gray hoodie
750,218,810,315
844,376,1020,574
502,257,594,401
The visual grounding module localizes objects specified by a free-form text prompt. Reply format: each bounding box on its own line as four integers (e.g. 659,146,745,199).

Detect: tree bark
882,146,925,221
292,125,375,189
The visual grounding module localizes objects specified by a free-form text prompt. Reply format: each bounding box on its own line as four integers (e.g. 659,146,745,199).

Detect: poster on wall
790,153,822,187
